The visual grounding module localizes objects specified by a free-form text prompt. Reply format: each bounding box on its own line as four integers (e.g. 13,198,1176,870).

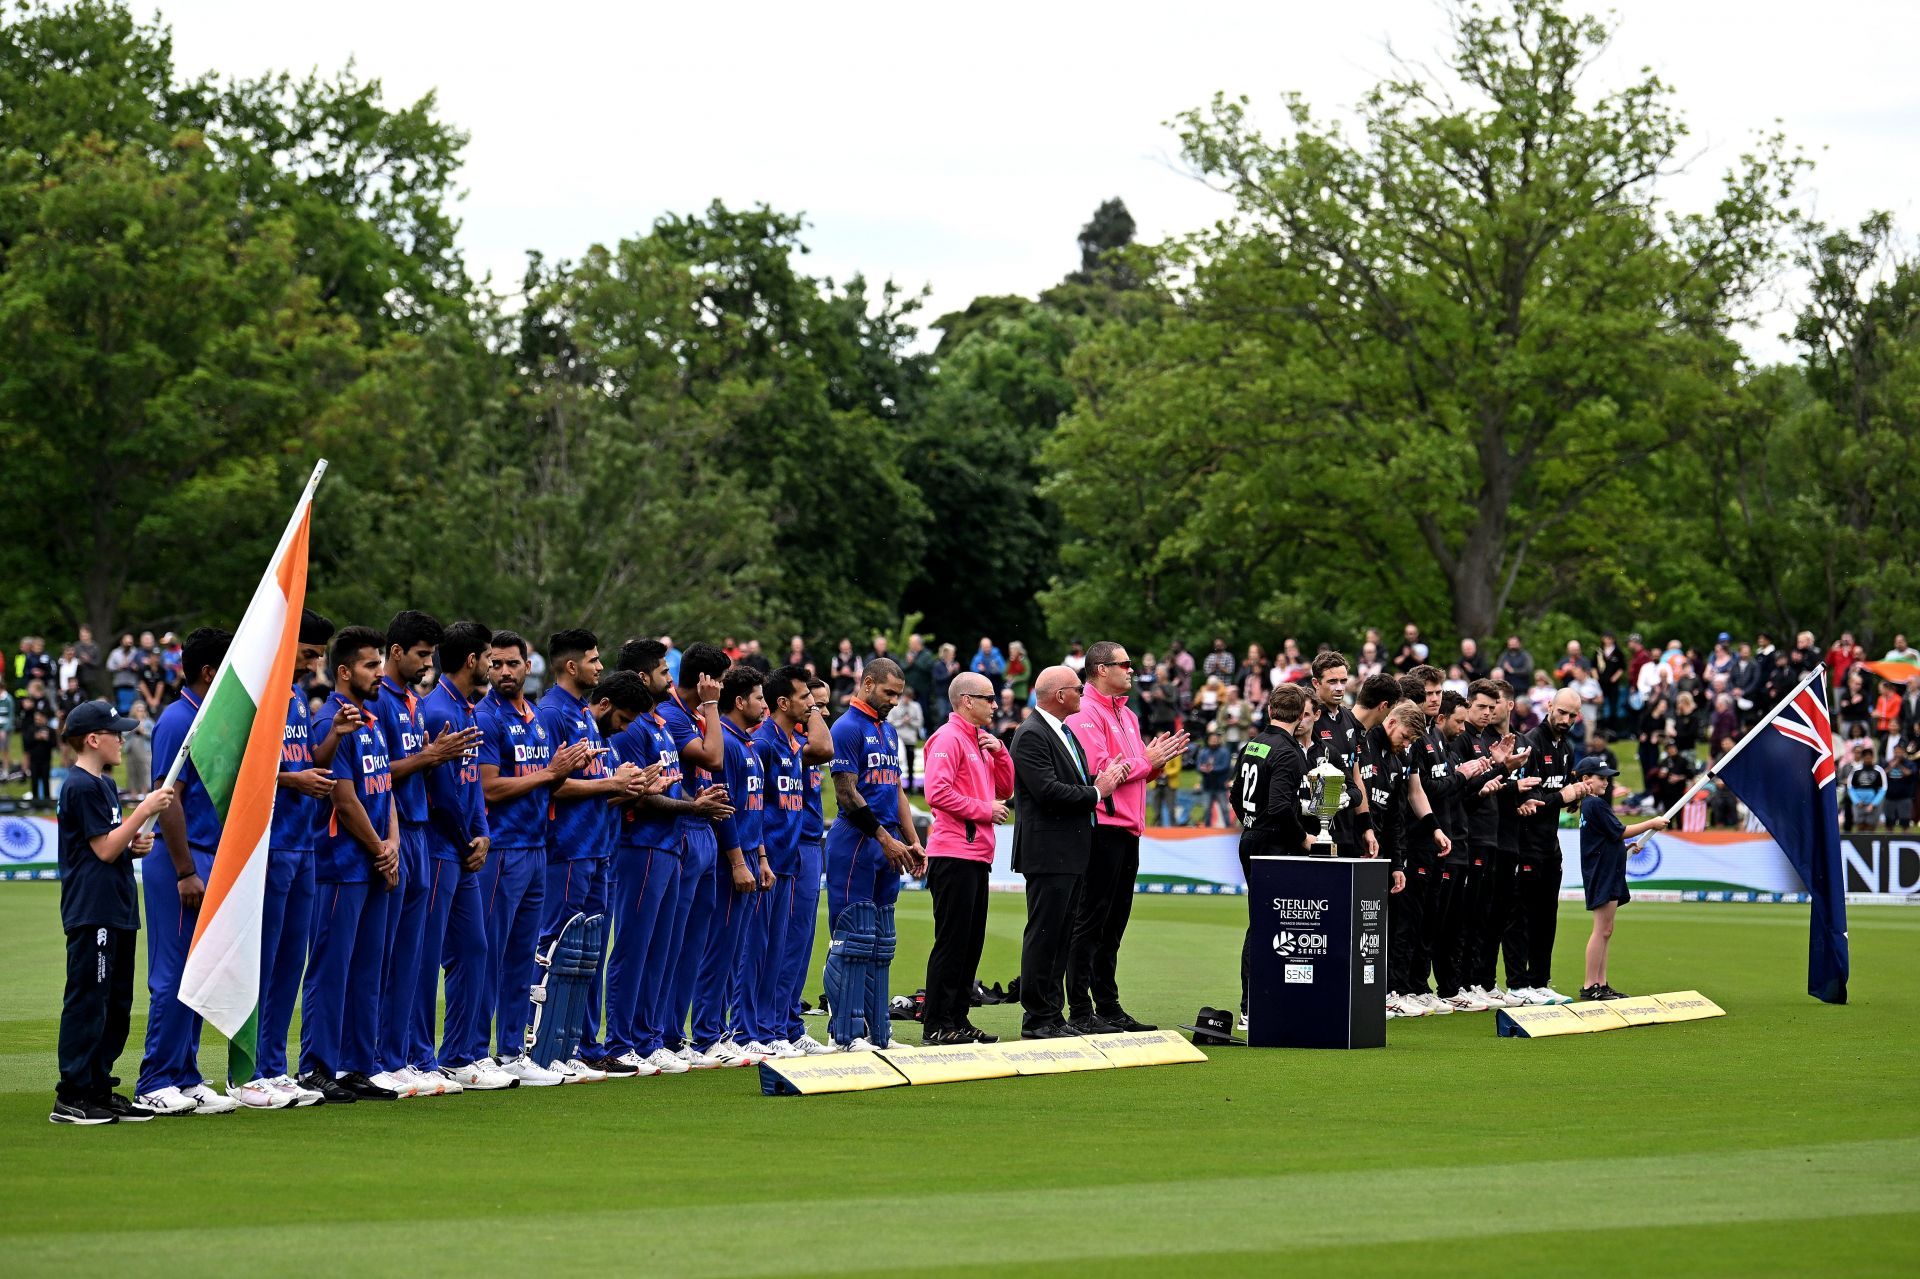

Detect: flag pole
143,459,329,832
1627,663,1826,850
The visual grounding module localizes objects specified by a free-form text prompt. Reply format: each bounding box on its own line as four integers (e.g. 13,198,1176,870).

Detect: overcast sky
150,1,1919,361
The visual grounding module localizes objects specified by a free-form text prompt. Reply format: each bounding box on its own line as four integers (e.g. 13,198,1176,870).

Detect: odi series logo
1271,930,1329,958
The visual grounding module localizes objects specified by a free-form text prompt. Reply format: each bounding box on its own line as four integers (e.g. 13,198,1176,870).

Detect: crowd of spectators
2,630,189,804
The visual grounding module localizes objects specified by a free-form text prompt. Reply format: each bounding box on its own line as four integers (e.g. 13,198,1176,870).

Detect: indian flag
176,461,325,1084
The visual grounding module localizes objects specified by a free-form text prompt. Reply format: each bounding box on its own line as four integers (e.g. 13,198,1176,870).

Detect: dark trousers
1388,869,1431,995
1465,845,1501,989
1067,825,1138,1018
1480,851,1529,989
58,925,136,1103
1431,859,1470,995
1520,852,1562,988
924,858,990,1031
1019,871,1081,1033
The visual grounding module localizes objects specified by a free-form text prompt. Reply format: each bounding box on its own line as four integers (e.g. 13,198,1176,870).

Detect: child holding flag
1575,755,1668,1000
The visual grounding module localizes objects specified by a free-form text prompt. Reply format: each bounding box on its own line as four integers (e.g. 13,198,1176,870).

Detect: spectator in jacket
1596,633,1628,731
888,687,926,790
971,636,1007,695
920,671,1015,1044
930,642,960,725
1202,637,1237,683
1846,744,1887,832
1498,635,1534,691
1883,743,1916,832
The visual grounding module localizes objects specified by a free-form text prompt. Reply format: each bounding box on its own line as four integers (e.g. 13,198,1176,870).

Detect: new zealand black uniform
1454,722,1505,995
1406,723,1464,996
1357,725,1420,996
1231,728,1309,1016
1516,721,1577,992
1307,701,1365,856
1483,720,1528,992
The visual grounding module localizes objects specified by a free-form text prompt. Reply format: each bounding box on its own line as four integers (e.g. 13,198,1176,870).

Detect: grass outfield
2,885,1917,1277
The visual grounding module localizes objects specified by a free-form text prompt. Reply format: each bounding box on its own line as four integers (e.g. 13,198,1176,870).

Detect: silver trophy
1302,759,1347,851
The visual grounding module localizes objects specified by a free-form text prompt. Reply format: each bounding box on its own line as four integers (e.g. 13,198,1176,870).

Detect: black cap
1573,754,1618,777
63,699,138,738
1178,1006,1245,1046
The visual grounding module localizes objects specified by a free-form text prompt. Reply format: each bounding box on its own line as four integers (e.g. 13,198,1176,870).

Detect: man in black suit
1011,665,1128,1038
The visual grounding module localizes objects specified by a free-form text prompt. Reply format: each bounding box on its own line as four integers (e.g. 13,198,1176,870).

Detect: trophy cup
1302,759,1347,851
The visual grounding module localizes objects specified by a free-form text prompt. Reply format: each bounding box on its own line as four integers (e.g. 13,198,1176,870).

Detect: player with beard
694,666,772,1062
1306,652,1378,858
475,632,588,1087
774,678,837,1054
1393,668,1464,1015
658,643,736,1068
1483,680,1544,1006
1446,679,1516,1011
1509,688,1586,1005
1426,689,1483,1008
1231,682,1314,1027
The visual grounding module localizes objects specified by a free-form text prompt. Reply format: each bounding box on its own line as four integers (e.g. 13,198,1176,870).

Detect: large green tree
1043,0,1803,646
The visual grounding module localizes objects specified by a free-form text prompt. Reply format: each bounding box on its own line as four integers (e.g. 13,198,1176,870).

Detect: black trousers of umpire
1518,850,1562,989
924,857,990,1032
1020,871,1082,1033
1066,825,1139,1020
1388,866,1433,995
58,925,136,1104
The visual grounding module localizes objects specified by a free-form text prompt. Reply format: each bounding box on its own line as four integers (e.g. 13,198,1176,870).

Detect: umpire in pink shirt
920,672,1015,1044
1063,641,1189,1033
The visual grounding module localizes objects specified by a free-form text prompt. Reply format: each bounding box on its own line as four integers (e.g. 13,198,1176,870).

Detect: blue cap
1573,754,1618,777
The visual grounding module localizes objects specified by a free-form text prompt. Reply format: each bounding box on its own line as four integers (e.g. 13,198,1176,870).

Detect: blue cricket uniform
258,685,324,1081
691,715,765,1047
419,680,491,1070
740,719,805,1044
779,732,827,1041
824,699,905,925
371,675,430,1075
475,688,551,1060
300,695,394,1079
536,684,615,1057
661,687,728,1051
137,687,222,1095
604,711,687,1060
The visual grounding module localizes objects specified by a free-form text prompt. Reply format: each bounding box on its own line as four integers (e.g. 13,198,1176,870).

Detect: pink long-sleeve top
1066,687,1160,835
924,715,1016,863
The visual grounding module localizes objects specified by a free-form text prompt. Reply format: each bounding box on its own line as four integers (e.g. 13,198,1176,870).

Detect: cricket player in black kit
1484,681,1538,999
1425,689,1477,1003
1394,669,1458,1010
1511,688,1585,1004
1231,683,1314,1022
1361,699,1452,1016
1450,680,1516,1010
1305,652,1376,858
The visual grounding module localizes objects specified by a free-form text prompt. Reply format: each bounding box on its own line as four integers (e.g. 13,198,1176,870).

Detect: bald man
919,673,1016,1043
1508,686,1588,1004
1009,667,1129,1038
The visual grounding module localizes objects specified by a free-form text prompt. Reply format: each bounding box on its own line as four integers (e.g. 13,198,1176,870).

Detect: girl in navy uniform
1575,755,1668,1000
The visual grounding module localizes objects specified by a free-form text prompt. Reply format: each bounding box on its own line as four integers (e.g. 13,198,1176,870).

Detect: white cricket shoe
1415,992,1455,1015
1236,1012,1249,1032
676,1044,722,1070
1535,985,1573,1005
136,1086,199,1116
562,1057,607,1083
1384,995,1402,1019
497,1054,566,1087
1395,994,1429,1016
442,1062,508,1090
229,1078,294,1109
765,1039,804,1059
182,1082,238,1114
703,1040,758,1067
270,1074,325,1107
790,1033,836,1056
615,1051,663,1077
738,1040,778,1063
1513,987,1551,1006
405,1067,447,1096
1446,989,1492,1012
369,1070,415,1098
1474,985,1515,1007
645,1047,691,1074
836,1036,881,1053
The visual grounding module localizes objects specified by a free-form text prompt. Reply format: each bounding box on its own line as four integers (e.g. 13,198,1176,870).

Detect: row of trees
3,0,1917,659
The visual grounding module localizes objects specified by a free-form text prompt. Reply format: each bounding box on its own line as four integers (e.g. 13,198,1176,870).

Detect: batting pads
825,899,896,1047
529,912,604,1067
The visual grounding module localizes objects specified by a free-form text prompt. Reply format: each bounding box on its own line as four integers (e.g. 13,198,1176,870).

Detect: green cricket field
2,886,1916,1276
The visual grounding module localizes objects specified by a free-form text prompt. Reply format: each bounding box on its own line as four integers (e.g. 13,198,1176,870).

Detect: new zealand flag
1714,671,1849,1003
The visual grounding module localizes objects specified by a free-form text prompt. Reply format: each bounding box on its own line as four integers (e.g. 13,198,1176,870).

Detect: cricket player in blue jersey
824,659,925,1050
247,610,348,1109
299,626,402,1103
475,632,584,1087
135,627,240,1116
773,676,837,1054
418,621,513,1091
373,611,480,1096
535,629,651,1081
697,665,769,1062
657,642,734,1068
606,640,734,1075
743,665,817,1057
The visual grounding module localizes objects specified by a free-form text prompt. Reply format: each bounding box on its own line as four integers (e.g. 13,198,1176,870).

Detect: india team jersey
313,695,393,884
536,685,613,862
798,728,825,842
659,687,723,838
374,674,429,824
420,681,488,864
753,719,806,875
476,689,552,850
830,700,902,830
615,712,684,851
720,717,766,853
270,685,322,852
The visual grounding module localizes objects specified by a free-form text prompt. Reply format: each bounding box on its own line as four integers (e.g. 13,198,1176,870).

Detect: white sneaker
676,1044,722,1070
1236,1012,1249,1031
229,1078,294,1109
497,1054,567,1087
136,1085,199,1116
182,1082,238,1114
447,1061,516,1090
703,1040,757,1067
790,1034,836,1056
1396,994,1429,1016
1446,989,1492,1012
369,1070,415,1098
837,1036,880,1053
1384,995,1402,1019
645,1047,692,1074
1415,992,1454,1015
1474,984,1514,1007
615,1051,663,1077
1535,985,1572,1005
270,1074,325,1107
562,1057,607,1083
738,1040,777,1063
1514,987,1549,1006
768,1039,805,1059
404,1067,446,1097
